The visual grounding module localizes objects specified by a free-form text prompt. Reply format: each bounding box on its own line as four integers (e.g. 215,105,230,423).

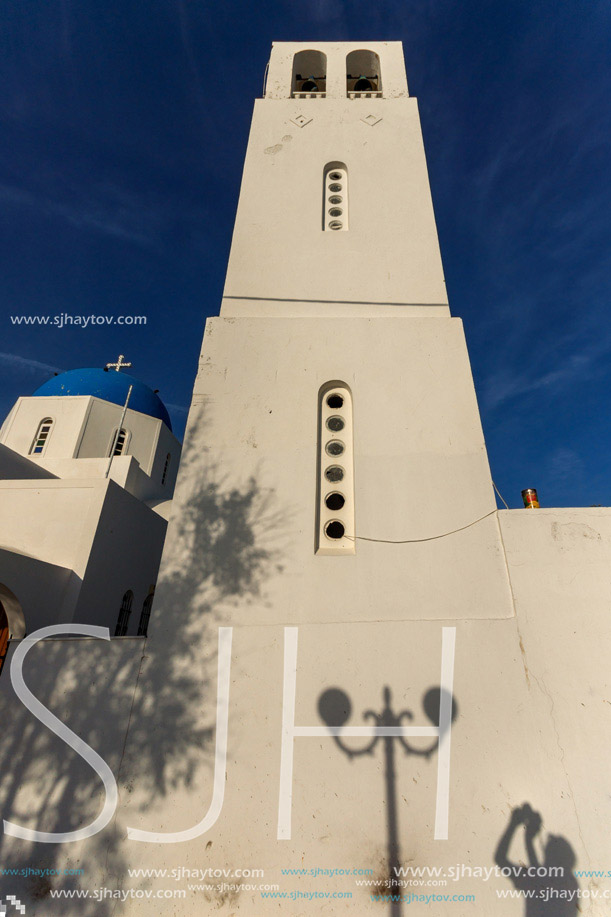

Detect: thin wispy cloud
482,346,603,413
304,0,349,26
546,447,585,489
166,403,189,416
0,352,62,375
0,181,162,248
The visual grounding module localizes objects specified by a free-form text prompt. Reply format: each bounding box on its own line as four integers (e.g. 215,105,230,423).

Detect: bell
301,78,318,92
354,77,373,91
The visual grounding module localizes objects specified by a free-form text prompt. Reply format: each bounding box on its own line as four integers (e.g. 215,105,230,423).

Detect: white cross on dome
105,354,132,372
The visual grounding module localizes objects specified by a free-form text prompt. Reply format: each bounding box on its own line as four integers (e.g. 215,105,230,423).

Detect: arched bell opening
292,49,327,97
346,49,381,96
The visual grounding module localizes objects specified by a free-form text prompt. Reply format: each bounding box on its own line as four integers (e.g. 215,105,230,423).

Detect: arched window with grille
108,428,129,457
137,591,154,636
0,604,9,678
29,417,54,455
161,453,171,486
114,590,133,636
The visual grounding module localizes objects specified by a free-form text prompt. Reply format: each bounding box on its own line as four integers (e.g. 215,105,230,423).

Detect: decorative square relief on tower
361,113,382,127
290,114,312,129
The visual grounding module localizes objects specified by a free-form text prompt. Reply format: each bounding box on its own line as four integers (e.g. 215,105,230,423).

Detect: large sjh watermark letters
3,625,456,845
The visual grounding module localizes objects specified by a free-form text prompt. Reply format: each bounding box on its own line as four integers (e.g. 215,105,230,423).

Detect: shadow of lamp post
318,685,457,917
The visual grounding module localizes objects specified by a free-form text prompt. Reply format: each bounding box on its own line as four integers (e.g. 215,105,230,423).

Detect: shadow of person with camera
494,804,579,915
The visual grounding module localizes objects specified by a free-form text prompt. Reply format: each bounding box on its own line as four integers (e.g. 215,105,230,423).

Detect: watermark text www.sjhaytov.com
49,889,185,901
10,314,146,329
1,867,83,877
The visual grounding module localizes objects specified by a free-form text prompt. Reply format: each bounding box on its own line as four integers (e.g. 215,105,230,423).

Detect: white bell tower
223,42,448,317
122,40,516,881
176,40,512,613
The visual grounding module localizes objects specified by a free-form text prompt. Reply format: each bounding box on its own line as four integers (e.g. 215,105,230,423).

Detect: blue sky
0,0,609,507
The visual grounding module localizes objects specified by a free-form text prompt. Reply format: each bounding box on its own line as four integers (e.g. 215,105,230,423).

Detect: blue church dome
33,368,172,431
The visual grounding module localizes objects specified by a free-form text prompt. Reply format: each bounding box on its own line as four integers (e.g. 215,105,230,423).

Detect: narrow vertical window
161,453,171,486
316,382,355,555
323,162,348,232
29,417,53,455
137,591,154,637
109,428,129,457
291,49,327,98
115,590,133,636
346,49,382,98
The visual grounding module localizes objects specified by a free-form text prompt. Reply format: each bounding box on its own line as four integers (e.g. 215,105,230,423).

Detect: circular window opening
329,195,342,204
325,520,345,540
325,465,344,483
329,208,343,217
326,415,345,432
329,171,343,180
327,394,344,409
329,221,343,230
325,492,345,511
329,183,342,192
326,440,345,456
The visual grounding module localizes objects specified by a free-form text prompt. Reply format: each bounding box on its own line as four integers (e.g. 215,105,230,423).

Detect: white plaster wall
498,508,611,869
222,298,450,319
147,422,180,494
3,506,610,915
0,443,57,480
0,478,167,632
1,395,180,498
34,452,179,502
221,98,448,310
74,482,168,632
76,399,171,476
41,454,133,486
186,316,511,624
0,480,105,574
0,547,75,633
0,397,90,460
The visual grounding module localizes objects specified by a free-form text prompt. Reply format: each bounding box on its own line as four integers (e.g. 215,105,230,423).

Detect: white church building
0,41,610,917
0,359,180,656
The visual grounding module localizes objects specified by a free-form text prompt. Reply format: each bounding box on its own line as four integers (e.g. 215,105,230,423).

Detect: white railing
290,91,382,100
348,91,383,99
292,91,326,99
